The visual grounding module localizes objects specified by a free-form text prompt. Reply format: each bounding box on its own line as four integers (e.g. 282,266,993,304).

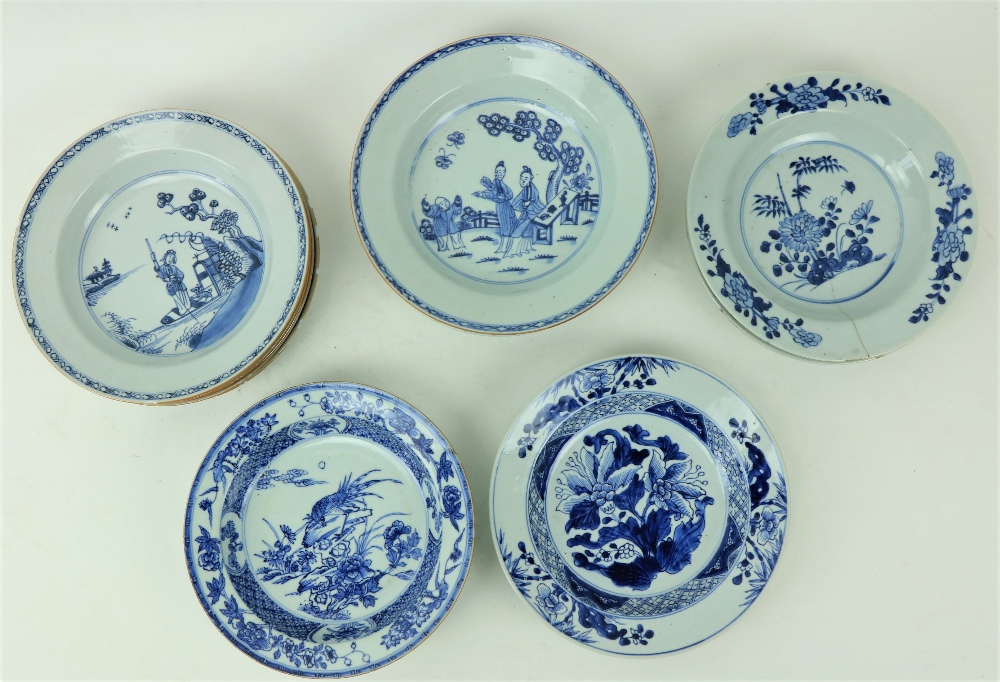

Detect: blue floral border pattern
13,111,308,401
694,215,822,348
501,360,676,647
498,531,654,647
727,420,786,608
186,384,473,677
497,357,787,653
516,356,678,459
908,152,974,324
352,35,656,333
727,76,890,138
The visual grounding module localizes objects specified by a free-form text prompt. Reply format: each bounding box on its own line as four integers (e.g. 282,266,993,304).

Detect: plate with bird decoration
12,110,314,403
491,355,787,655
688,72,976,361
185,383,473,677
352,34,656,333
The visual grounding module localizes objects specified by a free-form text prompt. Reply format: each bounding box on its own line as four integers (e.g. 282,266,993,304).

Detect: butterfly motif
435,147,455,169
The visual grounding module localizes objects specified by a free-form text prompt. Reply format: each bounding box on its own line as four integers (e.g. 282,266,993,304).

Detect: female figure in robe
473,160,516,254
508,166,546,257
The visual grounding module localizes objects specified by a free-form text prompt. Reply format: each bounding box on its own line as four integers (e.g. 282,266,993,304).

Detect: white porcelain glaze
491,356,786,655
353,35,656,333
13,111,311,402
186,383,474,676
688,73,976,361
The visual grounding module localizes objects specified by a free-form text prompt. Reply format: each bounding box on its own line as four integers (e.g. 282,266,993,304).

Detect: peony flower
778,210,824,252
932,222,965,264
789,326,822,348
753,507,779,543
554,441,641,530
722,271,756,311
727,112,753,137
534,583,568,618
785,82,829,110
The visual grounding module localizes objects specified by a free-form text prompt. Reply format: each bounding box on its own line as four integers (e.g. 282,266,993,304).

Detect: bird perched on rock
301,468,401,548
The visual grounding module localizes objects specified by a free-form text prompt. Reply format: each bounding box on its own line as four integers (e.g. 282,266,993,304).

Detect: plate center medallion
740,141,903,304
544,413,727,598
79,171,265,356
241,434,428,624
409,99,601,284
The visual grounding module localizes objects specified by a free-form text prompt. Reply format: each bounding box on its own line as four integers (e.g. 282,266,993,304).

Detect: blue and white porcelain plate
688,73,976,361
12,110,313,403
185,383,473,677
491,356,787,655
353,35,656,333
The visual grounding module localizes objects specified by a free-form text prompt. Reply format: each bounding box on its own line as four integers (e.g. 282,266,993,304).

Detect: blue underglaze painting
727,76,891,138
513,357,679,462
410,99,601,284
433,131,466,169
499,531,655,647
553,425,713,592
254,469,424,621
14,110,307,402
186,384,473,677
740,141,903,305
751,156,885,286
909,152,974,323
530,402,745,617
726,420,786,606
492,357,788,653
352,35,656,333
695,215,823,348
79,174,264,356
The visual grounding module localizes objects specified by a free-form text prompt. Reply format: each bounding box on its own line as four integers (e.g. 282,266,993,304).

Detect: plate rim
685,70,978,362
10,108,313,403
184,381,475,677
489,353,788,656
350,33,658,334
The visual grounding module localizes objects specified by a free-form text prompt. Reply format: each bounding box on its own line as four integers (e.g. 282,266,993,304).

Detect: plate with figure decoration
352,35,656,333
491,356,787,655
688,72,976,361
186,382,474,677
12,110,315,403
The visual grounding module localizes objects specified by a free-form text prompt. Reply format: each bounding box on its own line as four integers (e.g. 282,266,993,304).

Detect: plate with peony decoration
490,356,787,655
688,72,976,361
352,34,656,333
12,110,315,403
185,383,473,677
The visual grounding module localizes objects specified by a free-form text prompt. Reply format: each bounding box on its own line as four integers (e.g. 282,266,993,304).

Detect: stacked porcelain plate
13,110,318,404
9,32,978,680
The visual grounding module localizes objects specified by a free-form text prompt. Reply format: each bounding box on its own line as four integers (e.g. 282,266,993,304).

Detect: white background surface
1,1,997,680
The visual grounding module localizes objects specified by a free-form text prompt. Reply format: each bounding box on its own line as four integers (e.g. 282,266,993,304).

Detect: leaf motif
663,460,690,482
564,499,602,533
664,491,691,517
606,464,640,490
672,482,705,499
562,469,592,496
613,474,645,515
